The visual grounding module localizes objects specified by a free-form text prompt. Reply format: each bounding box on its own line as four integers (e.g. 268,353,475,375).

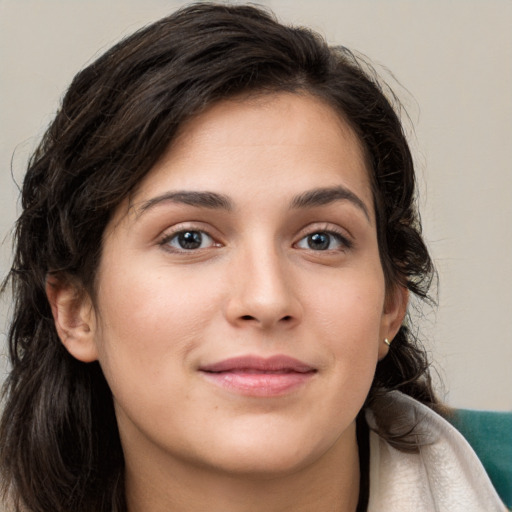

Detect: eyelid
163,230,215,251
294,224,353,250
157,222,223,252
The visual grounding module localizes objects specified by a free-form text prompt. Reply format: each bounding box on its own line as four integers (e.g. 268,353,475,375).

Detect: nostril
237,314,294,324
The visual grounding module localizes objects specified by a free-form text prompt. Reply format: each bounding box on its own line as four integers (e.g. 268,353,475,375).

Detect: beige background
1,0,511,410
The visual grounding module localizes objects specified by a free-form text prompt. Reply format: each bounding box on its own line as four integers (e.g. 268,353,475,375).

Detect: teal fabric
449,409,512,509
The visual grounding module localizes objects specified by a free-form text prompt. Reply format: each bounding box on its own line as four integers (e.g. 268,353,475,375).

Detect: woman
0,3,505,511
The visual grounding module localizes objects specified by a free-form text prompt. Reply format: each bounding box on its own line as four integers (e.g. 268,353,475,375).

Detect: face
62,93,405,479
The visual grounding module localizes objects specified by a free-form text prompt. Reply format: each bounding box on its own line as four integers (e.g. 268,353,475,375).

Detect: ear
378,285,408,360
46,274,99,363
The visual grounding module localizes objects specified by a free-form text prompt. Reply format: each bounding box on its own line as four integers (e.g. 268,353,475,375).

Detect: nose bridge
227,233,300,328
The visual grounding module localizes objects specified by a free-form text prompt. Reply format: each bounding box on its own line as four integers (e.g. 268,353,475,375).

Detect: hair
0,3,437,511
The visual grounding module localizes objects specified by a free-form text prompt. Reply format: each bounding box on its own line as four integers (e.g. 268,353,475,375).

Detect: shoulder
365,391,507,512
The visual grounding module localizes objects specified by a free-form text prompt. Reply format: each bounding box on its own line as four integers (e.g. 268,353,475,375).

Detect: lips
199,355,317,397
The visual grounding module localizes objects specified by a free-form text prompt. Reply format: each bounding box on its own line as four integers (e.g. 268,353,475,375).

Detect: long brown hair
1,3,436,510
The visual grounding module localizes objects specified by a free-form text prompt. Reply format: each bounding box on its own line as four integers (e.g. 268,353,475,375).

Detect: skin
48,92,406,511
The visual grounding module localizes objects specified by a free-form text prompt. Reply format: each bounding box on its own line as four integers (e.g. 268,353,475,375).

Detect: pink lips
199,355,317,397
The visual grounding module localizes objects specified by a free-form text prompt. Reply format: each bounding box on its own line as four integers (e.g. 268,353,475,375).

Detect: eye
163,230,216,251
296,231,350,251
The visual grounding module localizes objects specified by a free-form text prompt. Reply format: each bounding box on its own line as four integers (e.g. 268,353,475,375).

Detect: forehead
126,92,373,219
173,92,365,164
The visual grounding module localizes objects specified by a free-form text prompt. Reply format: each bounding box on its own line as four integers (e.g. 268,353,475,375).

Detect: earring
384,338,391,347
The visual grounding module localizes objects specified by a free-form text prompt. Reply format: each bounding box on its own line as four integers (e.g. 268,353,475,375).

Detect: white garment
366,392,506,511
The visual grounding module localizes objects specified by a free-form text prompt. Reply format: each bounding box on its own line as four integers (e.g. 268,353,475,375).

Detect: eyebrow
138,191,233,213
290,186,370,221
137,185,370,222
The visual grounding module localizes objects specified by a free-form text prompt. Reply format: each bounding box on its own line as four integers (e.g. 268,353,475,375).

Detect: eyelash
295,227,353,252
159,228,219,252
158,225,353,253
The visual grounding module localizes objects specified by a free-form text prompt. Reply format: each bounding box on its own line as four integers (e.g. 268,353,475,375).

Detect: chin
196,423,341,478
211,448,317,479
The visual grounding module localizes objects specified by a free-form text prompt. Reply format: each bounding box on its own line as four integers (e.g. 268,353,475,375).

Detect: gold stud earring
384,338,391,347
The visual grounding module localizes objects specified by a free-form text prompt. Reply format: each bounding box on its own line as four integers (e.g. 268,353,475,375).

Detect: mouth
199,355,317,397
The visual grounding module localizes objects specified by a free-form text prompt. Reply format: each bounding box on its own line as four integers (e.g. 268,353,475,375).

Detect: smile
199,355,317,397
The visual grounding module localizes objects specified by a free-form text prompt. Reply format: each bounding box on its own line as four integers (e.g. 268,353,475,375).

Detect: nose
225,244,302,330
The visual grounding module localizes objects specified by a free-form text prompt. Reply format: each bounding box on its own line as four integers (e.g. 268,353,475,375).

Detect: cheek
92,262,220,388
305,270,385,384
307,268,385,339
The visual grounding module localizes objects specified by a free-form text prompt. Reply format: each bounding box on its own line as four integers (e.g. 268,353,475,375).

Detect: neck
124,422,360,512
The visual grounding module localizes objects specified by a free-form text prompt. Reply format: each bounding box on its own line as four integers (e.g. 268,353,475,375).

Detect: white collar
365,391,506,511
